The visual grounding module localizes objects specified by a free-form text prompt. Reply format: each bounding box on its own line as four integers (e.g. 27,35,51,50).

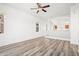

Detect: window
36,23,39,32
0,15,4,34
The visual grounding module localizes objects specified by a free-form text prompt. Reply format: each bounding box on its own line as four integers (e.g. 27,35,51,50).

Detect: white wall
0,4,46,46
46,16,70,41
70,4,79,45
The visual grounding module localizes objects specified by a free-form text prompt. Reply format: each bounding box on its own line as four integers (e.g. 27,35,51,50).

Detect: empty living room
0,3,79,56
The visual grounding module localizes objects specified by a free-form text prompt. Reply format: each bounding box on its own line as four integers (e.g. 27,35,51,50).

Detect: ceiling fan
31,3,50,14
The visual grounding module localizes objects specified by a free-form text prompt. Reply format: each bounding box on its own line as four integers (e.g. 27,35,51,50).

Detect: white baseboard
45,36,70,41
70,41,78,45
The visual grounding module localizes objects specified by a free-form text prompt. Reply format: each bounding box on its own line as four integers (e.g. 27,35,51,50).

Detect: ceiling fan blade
42,5,50,8
42,9,47,12
36,10,39,14
37,3,41,8
31,8,38,10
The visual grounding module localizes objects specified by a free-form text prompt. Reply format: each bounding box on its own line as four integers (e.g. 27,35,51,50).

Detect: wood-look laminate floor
0,37,78,56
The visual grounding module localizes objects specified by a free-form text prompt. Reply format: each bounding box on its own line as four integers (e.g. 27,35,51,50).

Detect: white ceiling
5,3,76,20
